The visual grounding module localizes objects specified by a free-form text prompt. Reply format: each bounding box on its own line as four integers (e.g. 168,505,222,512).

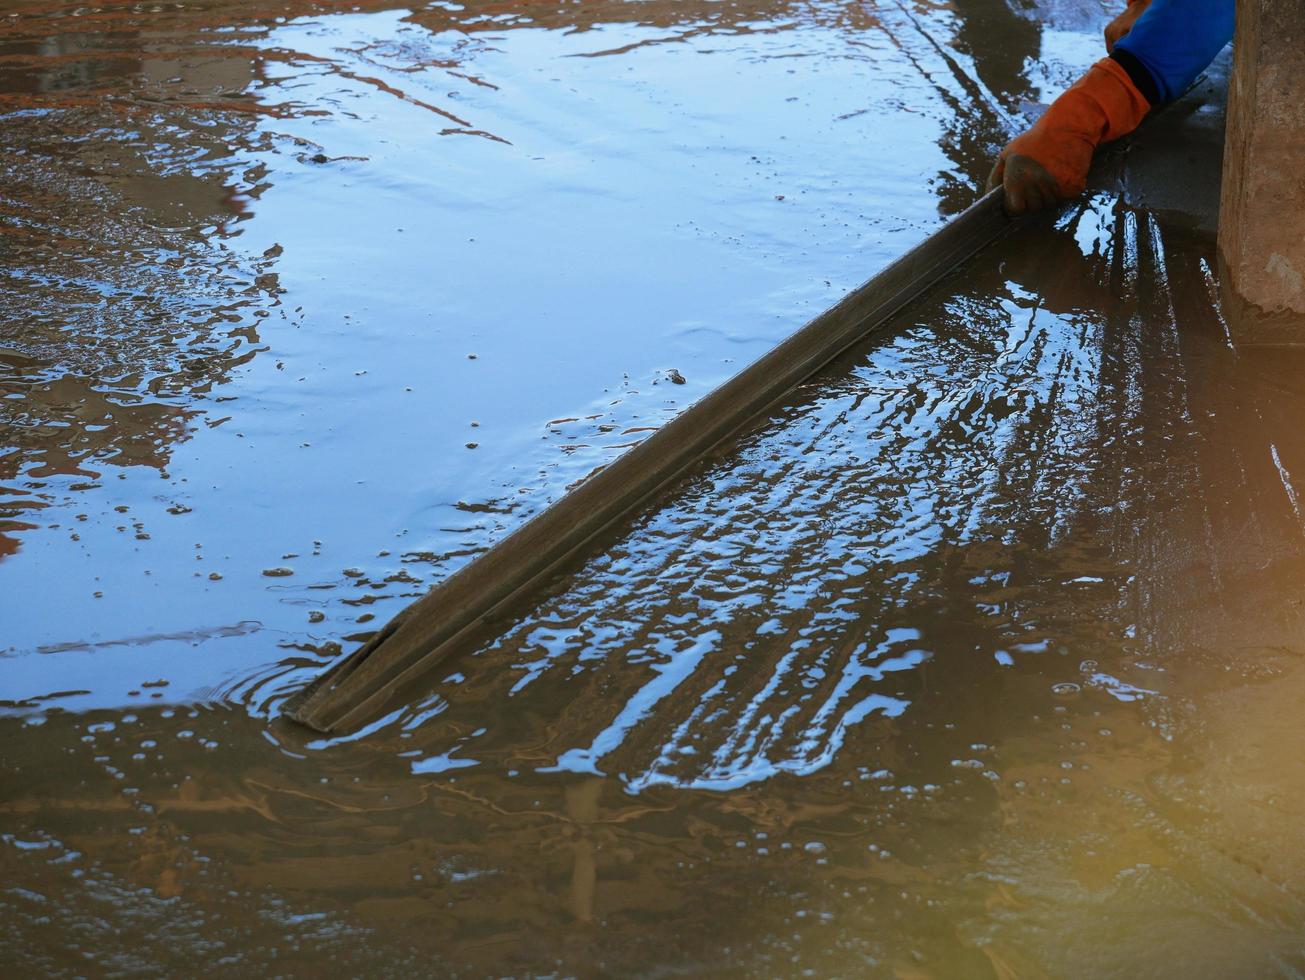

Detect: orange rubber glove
987,58,1151,214
1105,0,1152,53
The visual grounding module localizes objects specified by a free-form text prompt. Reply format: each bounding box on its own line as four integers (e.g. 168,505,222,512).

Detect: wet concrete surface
5,1,1303,977
0,0,1100,711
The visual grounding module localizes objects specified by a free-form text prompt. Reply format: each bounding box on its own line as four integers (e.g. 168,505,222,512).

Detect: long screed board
286,187,1014,733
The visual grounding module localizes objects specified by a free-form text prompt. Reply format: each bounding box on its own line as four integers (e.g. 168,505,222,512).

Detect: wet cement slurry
3,2,1303,977
0,0,1100,708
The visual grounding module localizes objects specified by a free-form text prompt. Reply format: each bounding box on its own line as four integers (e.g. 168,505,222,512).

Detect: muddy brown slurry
4,1,1302,977
2,0,1078,708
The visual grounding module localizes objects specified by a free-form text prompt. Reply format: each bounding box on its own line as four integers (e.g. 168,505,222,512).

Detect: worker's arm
1111,0,1235,103
989,0,1234,214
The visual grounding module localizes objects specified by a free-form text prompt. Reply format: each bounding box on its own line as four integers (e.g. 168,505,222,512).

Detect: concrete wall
1218,0,1305,343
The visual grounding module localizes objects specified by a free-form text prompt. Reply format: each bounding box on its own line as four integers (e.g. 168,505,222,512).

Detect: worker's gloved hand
987,58,1151,215
1105,0,1152,53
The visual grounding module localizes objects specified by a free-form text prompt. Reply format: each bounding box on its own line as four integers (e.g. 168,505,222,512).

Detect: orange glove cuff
1000,58,1150,198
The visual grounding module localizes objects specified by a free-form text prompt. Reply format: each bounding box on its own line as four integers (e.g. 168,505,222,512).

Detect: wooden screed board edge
285,187,1014,734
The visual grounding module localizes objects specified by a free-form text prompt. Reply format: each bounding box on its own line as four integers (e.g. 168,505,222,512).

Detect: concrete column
1217,0,1305,343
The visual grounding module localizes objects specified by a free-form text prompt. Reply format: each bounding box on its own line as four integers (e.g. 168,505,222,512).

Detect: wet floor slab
4,1,1303,977
0,0,1100,708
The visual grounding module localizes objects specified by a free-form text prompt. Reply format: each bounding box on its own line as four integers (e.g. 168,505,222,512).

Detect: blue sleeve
1114,0,1235,103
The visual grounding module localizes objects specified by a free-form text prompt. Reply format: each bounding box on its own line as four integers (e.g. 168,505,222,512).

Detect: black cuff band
1110,48,1161,106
